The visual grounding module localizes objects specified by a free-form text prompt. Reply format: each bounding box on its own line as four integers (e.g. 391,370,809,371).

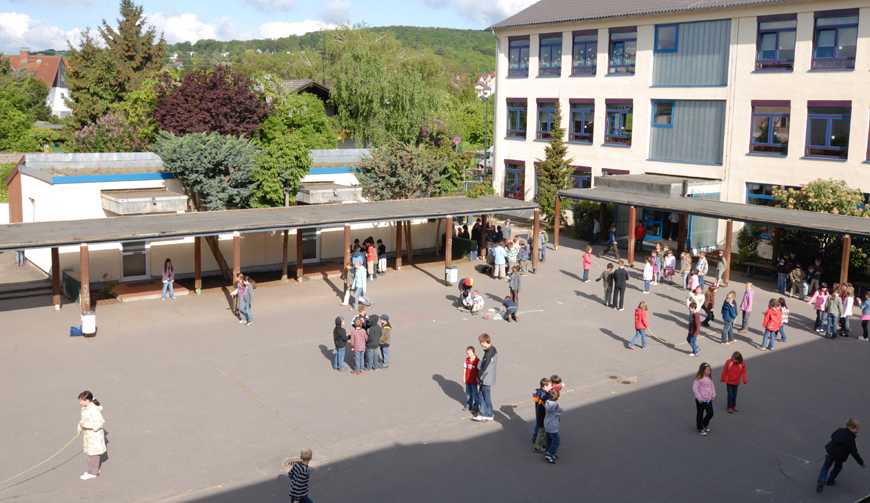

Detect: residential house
4,49,71,118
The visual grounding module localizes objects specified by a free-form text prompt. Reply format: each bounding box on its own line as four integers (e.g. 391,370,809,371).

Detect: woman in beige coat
77,390,105,480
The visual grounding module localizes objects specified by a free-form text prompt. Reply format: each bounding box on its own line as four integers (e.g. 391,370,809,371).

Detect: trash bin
81,311,96,336
445,266,458,285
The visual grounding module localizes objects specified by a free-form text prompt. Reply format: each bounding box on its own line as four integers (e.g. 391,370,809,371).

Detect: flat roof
0,196,538,251
560,188,870,238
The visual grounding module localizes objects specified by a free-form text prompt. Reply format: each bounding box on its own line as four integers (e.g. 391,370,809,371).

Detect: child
333,316,348,371
825,287,843,339
352,305,370,330
501,296,518,322
595,263,615,307
720,352,747,413
470,290,484,315
738,283,754,333
816,418,866,492
841,287,854,337
808,283,830,333
652,246,662,285
464,347,481,414
238,276,254,326
860,292,870,341
340,263,354,306
378,315,391,369
507,241,519,272
701,286,716,326
349,318,368,375
714,250,727,289
517,240,530,275
687,302,701,357
777,297,789,342
351,261,372,310
696,251,709,288
543,389,564,463
288,448,313,503
532,377,553,453
365,314,382,371
376,239,387,277
582,246,592,282
630,301,649,349
720,291,737,344
230,272,244,315
642,257,653,294
760,298,781,351
680,252,692,290
692,362,716,435
509,266,521,306
663,250,676,286
366,239,376,281
789,264,805,299
688,270,700,293
550,375,564,392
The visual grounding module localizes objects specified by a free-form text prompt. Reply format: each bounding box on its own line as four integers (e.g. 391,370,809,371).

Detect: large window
539,34,562,76
605,102,633,145
569,100,594,143
505,164,525,200
508,37,531,77
812,11,858,69
535,167,590,202
806,104,851,159
536,100,557,139
755,16,796,70
655,24,678,52
652,101,674,128
608,29,637,74
572,31,597,75
506,101,527,139
750,103,790,155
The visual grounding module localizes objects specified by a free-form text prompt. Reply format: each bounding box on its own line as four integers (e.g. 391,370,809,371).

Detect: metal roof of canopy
559,188,870,238
0,196,538,251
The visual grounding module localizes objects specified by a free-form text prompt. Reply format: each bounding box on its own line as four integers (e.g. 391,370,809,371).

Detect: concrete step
0,287,54,300
116,289,190,303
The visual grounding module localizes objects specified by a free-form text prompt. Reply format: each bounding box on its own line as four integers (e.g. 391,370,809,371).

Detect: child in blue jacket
720,291,737,344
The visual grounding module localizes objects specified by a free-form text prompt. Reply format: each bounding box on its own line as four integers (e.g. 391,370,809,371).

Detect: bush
572,201,613,240
70,113,142,153
0,162,16,202
736,224,765,263
466,177,496,198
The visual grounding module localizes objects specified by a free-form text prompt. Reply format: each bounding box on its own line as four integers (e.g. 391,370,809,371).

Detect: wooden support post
445,215,453,275
194,237,202,294
344,224,351,269
841,234,851,285
772,227,780,262
296,229,304,282
677,214,687,256
232,232,241,279
532,208,540,273
554,197,561,250
599,203,606,229
395,221,403,271
480,214,488,258
723,220,733,284
404,221,413,265
627,205,637,266
80,243,90,312
281,230,289,282
51,247,60,310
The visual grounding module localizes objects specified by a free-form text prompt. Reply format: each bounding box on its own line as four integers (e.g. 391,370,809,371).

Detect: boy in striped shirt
289,448,313,503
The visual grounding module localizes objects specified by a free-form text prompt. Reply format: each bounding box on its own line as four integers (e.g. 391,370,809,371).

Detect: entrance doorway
301,228,319,263
120,241,150,281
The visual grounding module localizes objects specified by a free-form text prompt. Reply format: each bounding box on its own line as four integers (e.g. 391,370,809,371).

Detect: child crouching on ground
501,296,518,322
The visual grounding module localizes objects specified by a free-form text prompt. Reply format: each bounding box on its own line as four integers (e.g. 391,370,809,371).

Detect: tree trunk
435,219,441,256
188,190,233,282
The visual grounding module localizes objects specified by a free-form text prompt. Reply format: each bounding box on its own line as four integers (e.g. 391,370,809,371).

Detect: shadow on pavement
431,374,467,407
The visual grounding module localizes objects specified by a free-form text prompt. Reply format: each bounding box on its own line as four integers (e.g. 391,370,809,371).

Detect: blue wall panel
653,19,731,86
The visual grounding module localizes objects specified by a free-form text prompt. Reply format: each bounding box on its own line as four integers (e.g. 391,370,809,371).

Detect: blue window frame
655,24,678,53
505,165,525,200
506,101,527,139
651,101,674,128
535,167,590,202
605,104,633,145
536,101,557,139
608,30,637,74
508,38,531,77
572,33,597,75
755,18,797,70
750,105,790,155
569,103,594,143
805,106,851,159
538,35,562,76
812,14,858,69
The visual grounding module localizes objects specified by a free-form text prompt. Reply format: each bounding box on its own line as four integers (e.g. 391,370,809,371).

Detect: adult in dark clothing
808,258,824,296
611,260,630,311
494,226,504,245
776,256,788,294
471,223,481,241
817,418,866,492
333,316,349,371
365,315,382,371
473,333,498,422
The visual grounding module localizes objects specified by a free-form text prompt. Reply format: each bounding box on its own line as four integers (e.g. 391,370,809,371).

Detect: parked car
477,146,493,174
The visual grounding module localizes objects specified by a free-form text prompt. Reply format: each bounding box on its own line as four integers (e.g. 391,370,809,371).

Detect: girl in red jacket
629,301,649,349
582,246,593,282
720,351,747,413
760,298,782,351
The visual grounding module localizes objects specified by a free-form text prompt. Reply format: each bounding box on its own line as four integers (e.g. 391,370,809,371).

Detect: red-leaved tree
153,66,271,138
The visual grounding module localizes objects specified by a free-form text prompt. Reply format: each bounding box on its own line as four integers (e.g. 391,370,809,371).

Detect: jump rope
0,433,80,485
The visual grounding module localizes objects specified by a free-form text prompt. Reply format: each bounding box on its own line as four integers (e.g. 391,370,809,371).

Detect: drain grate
605,374,620,381
620,380,633,385
283,457,301,470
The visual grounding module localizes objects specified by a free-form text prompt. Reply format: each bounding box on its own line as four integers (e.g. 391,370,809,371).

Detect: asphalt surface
0,234,868,503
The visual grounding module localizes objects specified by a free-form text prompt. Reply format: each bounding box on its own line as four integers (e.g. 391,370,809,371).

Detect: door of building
120,241,150,282
301,228,319,263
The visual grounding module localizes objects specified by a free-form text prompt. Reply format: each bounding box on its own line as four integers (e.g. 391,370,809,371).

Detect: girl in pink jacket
807,283,830,333
582,246,593,282
738,283,754,333
693,362,716,436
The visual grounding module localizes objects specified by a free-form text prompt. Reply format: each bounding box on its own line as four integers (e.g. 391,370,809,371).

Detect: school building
488,0,870,252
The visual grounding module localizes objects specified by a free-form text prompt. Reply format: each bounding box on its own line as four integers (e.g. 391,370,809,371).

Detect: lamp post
481,91,489,173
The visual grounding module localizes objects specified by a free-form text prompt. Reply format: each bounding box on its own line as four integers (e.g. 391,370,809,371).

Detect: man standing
503,219,512,242
634,221,646,253
473,333,498,422
612,260,630,311
591,218,601,246
538,229,548,263
668,212,679,240
776,255,788,294
600,226,620,260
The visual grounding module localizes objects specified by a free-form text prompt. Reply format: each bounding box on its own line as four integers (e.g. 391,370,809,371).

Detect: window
605,103,633,145
755,17,796,70
812,12,858,69
608,29,637,74
504,164,525,200
652,101,673,128
655,24,678,52
539,34,562,76
508,38,531,77
506,101,528,139
31,71,36,76
806,105,851,159
572,32,597,75
569,101,594,143
750,104,790,155
569,168,591,190
536,101,557,139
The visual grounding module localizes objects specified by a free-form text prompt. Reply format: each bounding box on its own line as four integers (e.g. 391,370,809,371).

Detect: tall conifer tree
535,103,573,226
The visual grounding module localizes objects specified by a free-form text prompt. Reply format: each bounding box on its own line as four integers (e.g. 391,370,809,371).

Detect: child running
532,377,552,453
692,362,716,435
720,351,747,413
816,418,866,492
630,301,649,349
463,346,481,414
543,389,564,463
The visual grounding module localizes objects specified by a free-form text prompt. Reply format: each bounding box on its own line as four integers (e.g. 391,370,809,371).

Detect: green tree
11,126,66,152
0,100,31,151
66,29,121,127
0,59,51,123
534,104,573,226
251,131,312,207
355,141,445,200
153,131,260,210
110,71,166,146
256,74,337,150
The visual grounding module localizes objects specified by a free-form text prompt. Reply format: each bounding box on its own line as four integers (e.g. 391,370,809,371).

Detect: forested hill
167,26,496,74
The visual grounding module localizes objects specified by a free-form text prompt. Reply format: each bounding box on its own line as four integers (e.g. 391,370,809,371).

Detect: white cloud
243,0,296,13
4,0,92,5
259,20,331,39
423,0,537,26
0,12,82,53
318,0,351,24
146,13,254,44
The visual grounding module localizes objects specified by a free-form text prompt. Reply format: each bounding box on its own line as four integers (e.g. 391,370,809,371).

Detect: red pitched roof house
4,49,71,118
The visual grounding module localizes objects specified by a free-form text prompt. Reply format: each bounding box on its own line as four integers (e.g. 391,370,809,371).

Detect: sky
0,0,536,53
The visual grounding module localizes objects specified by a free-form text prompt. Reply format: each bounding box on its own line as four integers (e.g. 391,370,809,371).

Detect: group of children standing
532,375,565,463
332,305,392,374
807,282,870,340
230,273,255,326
